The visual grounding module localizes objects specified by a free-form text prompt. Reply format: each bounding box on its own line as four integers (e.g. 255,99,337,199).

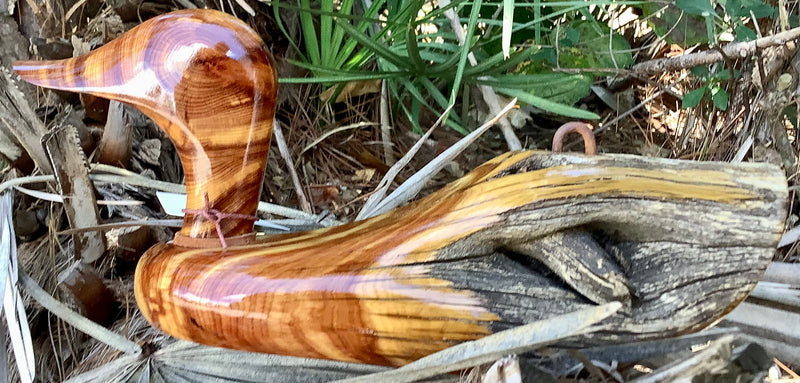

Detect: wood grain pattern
14,9,788,368
13,9,277,240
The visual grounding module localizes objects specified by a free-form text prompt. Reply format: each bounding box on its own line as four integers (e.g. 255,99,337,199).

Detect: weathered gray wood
43,125,105,262
0,68,51,173
0,16,43,172
0,16,28,69
505,230,630,305
764,261,800,284
0,0,12,15
422,151,786,347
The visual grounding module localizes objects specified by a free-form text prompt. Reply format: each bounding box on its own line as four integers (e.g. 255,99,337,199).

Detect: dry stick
272,119,313,213
380,80,395,165
18,270,141,355
97,101,132,167
357,104,454,220
439,0,522,151
633,26,800,74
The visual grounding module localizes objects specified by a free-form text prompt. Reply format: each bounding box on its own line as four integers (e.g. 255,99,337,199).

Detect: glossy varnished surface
135,150,780,366
13,10,277,239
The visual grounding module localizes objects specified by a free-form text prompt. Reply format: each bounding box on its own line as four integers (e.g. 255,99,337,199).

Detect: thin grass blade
494,87,600,119
299,0,321,65
334,16,410,69
502,0,514,58
448,0,483,108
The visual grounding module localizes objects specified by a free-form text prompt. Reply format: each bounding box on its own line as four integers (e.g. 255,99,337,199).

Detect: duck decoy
14,9,788,367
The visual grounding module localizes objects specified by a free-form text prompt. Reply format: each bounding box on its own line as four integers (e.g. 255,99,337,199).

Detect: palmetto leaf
0,188,35,383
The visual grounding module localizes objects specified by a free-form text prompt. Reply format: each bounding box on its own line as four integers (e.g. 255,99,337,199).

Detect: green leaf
335,0,385,69
704,14,716,44
533,0,541,43
554,20,633,70
734,24,757,42
682,87,707,109
272,4,306,62
715,68,732,80
783,105,797,128
406,25,426,71
334,17,411,70
320,0,333,67
449,0,484,109
428,53,463,75
476,73,585,89
462,47,534,77
726,0,775,18
391,82,423,133
711,87,729,110
300,0,320,65
280,61,405,83
419,78,451,111
639,2,709,45
532,47,558,66
494,87,599,119
690,66,710,77
328,0,355,66
676,0,716,16
563,26,580,46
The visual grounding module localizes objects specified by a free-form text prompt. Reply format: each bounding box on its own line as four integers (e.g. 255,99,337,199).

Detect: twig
380,80,395,165
357,104,453,220
632,26,800,74
272,119,313,213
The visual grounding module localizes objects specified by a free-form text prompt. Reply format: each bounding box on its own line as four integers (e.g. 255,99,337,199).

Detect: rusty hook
551,122,596,155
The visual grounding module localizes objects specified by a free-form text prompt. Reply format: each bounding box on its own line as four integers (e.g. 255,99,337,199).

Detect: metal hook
551,122,596,155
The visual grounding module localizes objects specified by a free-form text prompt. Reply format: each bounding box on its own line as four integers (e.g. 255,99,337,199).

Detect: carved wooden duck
14,9,788,367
